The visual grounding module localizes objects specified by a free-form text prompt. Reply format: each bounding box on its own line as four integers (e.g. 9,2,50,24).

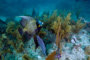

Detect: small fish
36,35,46,55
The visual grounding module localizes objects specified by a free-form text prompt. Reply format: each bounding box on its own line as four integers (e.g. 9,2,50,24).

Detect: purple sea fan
55,53,61,60
36,35,46,55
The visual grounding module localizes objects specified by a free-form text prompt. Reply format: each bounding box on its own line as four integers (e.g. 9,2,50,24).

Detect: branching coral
46,24,62,60
6,21,23,41
10,37,24,53
85,46,90,55
5,21,25,53
0,34,14,60
51,13,71,40
6,21,22,38
6,21,16,34
72,19,85,33
42,10,57,30
37,28,46,38
51,16,63,33
56,23,62,54
16,42,24,53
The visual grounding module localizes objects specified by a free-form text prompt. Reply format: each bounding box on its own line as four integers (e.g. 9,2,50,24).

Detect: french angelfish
17,16,46,55
18,16,37,39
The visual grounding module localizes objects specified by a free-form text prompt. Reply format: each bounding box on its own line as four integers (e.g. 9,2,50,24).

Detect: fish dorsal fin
18,16,34,27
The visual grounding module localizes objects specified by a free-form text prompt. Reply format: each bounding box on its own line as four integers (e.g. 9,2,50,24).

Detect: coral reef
0,21,25,60
5,21,25,52
0,10,89,60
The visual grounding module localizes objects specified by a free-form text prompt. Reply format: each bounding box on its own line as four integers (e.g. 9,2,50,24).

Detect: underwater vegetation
38,10,86,60
85,46,90,55
71,19,85,33
0,19,7,35
0,9,88,60
40,10,85,35
22,54,33,60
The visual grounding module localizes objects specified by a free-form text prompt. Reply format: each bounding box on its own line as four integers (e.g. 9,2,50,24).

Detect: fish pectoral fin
36,35,46,55
18,28,24,36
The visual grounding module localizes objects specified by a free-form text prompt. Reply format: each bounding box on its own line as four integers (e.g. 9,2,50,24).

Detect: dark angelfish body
24,32,33,40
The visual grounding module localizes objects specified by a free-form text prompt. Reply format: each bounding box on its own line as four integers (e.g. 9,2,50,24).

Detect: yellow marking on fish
38,25,41,27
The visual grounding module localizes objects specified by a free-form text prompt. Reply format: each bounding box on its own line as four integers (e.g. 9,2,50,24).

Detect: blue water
0,0,90,21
